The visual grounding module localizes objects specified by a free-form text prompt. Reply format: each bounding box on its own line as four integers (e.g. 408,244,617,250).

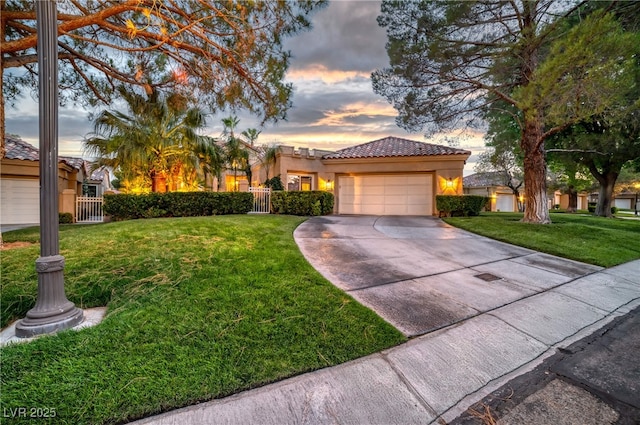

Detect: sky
5,0,486,174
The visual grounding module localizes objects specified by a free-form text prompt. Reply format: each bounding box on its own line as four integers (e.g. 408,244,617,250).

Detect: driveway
294,215,604,337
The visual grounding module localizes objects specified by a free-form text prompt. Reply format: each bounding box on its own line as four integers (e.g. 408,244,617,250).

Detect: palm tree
224,135,249,191
84,86,208,193
260,144,280,182
221,115,250,191
241,128,261,146
195,136,225,191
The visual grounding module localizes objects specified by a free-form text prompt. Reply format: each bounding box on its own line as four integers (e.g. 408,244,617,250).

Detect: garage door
496,194,515,212
613,198,632,210
338,174,432,215
1,178,40,224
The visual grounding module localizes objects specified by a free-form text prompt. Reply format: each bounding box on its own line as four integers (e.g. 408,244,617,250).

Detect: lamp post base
15,255,84,338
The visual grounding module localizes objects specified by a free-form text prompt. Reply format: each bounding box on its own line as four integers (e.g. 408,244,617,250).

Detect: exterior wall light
325,179,333,191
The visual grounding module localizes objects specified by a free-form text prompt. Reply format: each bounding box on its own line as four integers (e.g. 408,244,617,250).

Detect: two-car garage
337,174,433,215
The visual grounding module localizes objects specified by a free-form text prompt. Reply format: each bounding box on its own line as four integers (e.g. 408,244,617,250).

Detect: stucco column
59,188,76,218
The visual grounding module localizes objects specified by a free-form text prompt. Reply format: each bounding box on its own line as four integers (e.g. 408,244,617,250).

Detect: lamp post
15,0,83,337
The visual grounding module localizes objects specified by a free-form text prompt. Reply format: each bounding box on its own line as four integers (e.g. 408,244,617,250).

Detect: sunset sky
5,1,487,174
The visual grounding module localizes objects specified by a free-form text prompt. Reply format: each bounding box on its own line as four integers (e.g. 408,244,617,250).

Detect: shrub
586,202,619,215
59,212,74,224
104,192,253,221
436,195,489,217
271,191,334,216
264,175,284,191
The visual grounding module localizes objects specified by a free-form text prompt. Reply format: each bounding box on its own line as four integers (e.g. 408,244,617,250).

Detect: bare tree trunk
586,160,619,218
567,185,578,213
521,114,551,224
595,179,616,217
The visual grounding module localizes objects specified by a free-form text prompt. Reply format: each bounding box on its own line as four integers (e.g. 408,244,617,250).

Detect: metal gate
249,187,271,214
76,196,104,223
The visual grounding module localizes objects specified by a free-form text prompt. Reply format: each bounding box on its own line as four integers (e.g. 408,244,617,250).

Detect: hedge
104,192,253,221
587,202,618,215
271,191,334,216
436,195,489,217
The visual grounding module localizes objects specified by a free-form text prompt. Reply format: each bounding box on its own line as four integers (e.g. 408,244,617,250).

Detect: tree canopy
1,0,325,146
84,86,212,193
372,0,636,223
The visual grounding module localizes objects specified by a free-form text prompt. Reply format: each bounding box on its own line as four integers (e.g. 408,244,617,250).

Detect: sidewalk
130,255,640,424
453,305,640,424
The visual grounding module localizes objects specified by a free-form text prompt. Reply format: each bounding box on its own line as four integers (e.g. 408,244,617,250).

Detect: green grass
444,212,640,267
1,216,405,424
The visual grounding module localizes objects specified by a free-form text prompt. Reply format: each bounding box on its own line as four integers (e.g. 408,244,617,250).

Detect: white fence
249,187,271,214
76,196,104,223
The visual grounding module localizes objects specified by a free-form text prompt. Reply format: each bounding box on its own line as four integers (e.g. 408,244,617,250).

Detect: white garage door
496,194,515,212
1,178,40,224
613,198,632,210
338,174,432,215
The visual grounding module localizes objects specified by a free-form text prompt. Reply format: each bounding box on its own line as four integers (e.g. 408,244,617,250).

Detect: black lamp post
15,0,83,337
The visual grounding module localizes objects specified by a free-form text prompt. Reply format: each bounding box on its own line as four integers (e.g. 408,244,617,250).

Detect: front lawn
444,212,640,267
1,216,405,424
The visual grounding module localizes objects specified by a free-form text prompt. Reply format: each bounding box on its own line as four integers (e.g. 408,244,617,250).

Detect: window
287,174,313,191
82,184,100,197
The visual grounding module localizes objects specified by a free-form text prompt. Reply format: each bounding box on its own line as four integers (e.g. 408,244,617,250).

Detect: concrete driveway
294,215,604,337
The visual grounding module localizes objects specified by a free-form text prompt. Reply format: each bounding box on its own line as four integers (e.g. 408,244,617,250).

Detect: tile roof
464,171,520,188
4,136,84,170
322,136,470,160
59,156,85,170
89,166,109,182
4,136,40,161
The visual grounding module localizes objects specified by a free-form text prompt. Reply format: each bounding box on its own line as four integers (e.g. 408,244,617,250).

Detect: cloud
6,99,92,157
284,1,388,73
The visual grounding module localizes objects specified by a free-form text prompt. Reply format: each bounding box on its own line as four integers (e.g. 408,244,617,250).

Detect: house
612,191,638,210
0,136,108,225
84,166,114,197
550,190,590,211
463,172,521,212
265,136,470,216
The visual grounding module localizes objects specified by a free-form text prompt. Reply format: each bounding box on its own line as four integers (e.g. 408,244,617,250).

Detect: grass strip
1,215,405,424
444,212,640,267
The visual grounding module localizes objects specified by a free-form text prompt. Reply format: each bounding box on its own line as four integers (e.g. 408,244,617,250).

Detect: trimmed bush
271,191,334,216
264,175,284,191
59,212,74,224
104,192,253,221
436,195,489,217
587,202,619,215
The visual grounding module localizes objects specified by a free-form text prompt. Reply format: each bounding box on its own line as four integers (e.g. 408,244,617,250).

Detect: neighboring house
550,190,589,211
0,136,107,225
612,191,638,210
84,166,114,197
267,136,470,216
464,172,521,212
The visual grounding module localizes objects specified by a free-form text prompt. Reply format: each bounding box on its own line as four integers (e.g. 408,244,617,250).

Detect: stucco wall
272,146,468,215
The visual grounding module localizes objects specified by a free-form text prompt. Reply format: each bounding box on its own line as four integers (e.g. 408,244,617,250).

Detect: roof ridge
323,136,470,160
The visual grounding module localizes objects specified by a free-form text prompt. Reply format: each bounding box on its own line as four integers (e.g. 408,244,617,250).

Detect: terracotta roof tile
4,136,40,161
322,136,470,159
4,136,84,170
